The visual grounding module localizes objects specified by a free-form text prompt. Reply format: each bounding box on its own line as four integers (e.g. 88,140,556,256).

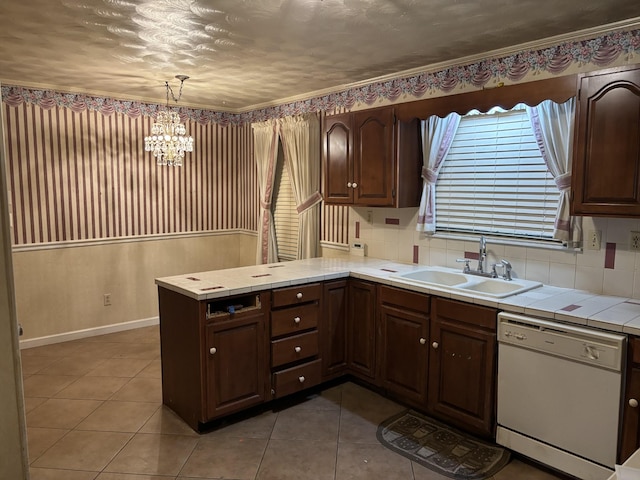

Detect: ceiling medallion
144,75,194,167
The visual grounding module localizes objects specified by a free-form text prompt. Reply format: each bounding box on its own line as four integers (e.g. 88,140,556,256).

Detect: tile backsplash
348,207,640,299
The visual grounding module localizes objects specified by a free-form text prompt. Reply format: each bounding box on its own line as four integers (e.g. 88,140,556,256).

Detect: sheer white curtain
253,119,280,264
416,113,461,233
526,98,582,245
279,114,322,259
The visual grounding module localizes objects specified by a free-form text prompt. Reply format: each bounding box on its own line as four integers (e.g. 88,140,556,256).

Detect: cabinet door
572,66,640,216
620,366,640,463
620,337,640,463
347,279,377,380
205,313,266,419
353,108,395,206
428,298,497,438
379,287,429,405
323,113,353,204
321,280,348,379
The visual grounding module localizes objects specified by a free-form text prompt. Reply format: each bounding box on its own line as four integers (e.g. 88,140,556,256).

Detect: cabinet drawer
271,331,319,368
434,297,497,331
271,303,319,338
379,285,430,314
272,359,322,398
272,283,322,308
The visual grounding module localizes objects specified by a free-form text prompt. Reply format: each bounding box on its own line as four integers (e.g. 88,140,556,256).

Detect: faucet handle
491,263,503,278
500,259,512,280
456,258,471,273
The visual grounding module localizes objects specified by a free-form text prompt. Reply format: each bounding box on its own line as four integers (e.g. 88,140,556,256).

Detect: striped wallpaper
3,100,349,249
4,101,258,246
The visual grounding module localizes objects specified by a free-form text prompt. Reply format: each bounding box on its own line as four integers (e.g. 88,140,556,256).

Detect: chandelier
144,75,194,166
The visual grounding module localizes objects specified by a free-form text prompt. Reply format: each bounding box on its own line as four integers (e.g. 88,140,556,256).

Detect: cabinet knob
209,347,217,355
419,338,426,345
347,182,352,188
630,398,639,408
352,182,358,188
294,316,301,324
432,342,439,349
296,292,303,299
294,346,302,353
298,376,305,383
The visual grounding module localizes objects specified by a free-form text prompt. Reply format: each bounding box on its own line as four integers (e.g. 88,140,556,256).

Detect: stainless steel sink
391,267,541,298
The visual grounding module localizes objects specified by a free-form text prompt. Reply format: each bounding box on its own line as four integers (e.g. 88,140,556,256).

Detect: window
434,105,560,242
272,144,299,261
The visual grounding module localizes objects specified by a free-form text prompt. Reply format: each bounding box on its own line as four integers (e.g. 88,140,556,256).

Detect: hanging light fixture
144,75,194,167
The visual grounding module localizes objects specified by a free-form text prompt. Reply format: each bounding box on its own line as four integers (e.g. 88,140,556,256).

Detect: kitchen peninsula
156,256,640,479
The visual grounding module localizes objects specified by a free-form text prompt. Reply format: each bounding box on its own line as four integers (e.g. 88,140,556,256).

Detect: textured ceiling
1,0,640,111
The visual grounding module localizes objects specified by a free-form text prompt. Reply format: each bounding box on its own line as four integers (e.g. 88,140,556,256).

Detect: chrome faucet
478,235,487,274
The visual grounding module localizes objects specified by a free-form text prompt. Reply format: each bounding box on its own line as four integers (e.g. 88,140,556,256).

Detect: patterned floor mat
377,410,510,479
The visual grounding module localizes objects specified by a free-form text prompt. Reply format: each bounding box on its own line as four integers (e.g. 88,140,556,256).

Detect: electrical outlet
103,293,112,306
631,231,640,251
586,230,601,250
366,210,373,224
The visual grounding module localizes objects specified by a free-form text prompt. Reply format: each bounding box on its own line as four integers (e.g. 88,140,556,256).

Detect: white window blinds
434,106,560,241
272,148,299,261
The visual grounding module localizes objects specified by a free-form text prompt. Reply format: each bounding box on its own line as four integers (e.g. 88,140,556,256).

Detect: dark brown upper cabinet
571,65,640,217
322,106,422,207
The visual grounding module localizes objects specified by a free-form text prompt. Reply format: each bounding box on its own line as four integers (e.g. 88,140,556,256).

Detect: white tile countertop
155,257,640,335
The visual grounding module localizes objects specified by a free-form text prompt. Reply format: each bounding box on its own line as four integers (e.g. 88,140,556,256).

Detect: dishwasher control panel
498,312,625,371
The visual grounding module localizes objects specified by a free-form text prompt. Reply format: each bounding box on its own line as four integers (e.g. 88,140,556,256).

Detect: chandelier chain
165,78,186,106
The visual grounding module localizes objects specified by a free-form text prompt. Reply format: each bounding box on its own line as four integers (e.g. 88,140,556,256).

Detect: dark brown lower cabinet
158,286,270,431
347,279,377,381
378,286,430,406
428,297,497,438
620,336,640,462
159,280,500,438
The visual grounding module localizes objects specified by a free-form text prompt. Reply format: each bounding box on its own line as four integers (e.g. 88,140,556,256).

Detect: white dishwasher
496,312,625,480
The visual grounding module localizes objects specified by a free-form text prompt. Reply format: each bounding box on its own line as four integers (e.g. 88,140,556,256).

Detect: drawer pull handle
352,182,358,188
298,375,305,383
432,342,439,349
419,338,426,345
296,292,303,299
209,347,217,355
294,346,302,353
294,316,301,324
347,182,352,188
630,398,639,408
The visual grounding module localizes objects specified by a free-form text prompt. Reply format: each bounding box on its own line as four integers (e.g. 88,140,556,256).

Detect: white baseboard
19,316,160,349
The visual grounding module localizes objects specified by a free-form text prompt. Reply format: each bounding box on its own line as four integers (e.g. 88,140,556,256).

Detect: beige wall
0,84,29,478
14,232,257,342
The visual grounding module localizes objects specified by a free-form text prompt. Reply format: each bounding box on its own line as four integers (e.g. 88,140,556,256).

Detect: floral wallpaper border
2,28,640,125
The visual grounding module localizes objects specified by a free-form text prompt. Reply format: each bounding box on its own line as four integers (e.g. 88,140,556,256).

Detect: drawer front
271,331,319,368
272,359,322,398
379,285,430,314
272,283,322,308
271,303,319,338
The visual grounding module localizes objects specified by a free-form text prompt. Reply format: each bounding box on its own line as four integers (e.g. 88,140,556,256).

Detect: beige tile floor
20,325,566,480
